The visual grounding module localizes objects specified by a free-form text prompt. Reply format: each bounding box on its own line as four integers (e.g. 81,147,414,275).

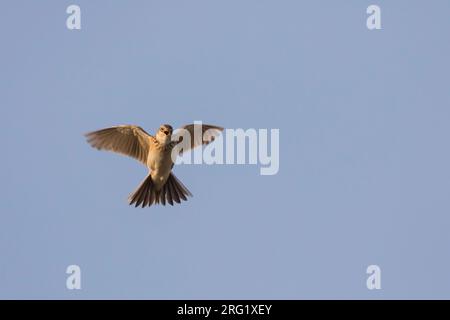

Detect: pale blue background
1,1,450,299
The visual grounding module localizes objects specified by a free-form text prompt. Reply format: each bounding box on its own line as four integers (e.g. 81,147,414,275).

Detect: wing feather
85,125,152,165
172,123,224,154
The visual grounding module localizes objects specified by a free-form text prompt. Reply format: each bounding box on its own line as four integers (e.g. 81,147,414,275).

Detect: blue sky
1,0,450,299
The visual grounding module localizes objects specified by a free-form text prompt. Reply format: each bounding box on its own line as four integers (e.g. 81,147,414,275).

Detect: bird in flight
85,123,224,207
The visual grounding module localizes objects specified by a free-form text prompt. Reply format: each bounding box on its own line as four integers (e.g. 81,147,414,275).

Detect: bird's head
156,124,173,144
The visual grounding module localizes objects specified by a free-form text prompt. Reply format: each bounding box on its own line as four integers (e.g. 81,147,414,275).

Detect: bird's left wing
172,123,224,153
85,125,152,165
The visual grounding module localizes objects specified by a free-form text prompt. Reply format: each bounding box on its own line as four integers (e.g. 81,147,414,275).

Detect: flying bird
85,123,224,207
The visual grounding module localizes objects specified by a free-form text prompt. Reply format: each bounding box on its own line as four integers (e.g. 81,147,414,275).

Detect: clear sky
1,0,450,299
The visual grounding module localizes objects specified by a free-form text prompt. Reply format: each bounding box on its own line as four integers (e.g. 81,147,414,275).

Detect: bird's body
85,123,223,207
147,136,174,189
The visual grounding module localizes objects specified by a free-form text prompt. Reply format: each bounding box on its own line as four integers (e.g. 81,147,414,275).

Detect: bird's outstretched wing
85,125,152,165
172,124,224,153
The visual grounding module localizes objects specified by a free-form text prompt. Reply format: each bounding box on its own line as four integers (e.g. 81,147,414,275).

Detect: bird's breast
147,147,173,189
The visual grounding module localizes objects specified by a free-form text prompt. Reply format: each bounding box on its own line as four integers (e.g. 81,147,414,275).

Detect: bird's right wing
85,125,152,165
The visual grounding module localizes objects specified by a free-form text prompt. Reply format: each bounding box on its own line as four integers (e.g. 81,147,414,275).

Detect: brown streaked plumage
85,123,224,207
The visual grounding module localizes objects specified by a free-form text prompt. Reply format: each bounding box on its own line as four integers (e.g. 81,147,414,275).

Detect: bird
85,123,224,207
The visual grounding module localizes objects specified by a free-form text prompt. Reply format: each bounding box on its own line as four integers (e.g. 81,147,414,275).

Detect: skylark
85,123,224,207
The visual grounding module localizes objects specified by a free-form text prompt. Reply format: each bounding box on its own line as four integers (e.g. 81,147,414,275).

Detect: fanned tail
128,173,192,208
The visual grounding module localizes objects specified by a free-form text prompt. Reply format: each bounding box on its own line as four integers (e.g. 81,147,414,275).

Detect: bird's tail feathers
128,173,192,208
